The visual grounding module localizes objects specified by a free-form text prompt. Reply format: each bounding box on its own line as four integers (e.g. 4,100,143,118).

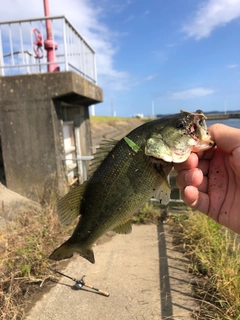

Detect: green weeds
0,203,74,320
90,115,134,123
173,211,240,319
132,202,161,224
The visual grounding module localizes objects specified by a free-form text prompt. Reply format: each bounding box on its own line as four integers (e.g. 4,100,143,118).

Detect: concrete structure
0,71,103,201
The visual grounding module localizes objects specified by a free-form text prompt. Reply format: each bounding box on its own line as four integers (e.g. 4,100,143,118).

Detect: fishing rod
48,267,110,297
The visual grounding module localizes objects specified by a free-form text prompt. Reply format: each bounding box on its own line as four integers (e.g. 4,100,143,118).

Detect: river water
206,118,240,129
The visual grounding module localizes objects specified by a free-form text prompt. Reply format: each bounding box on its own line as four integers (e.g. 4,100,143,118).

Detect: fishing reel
48,268,110,297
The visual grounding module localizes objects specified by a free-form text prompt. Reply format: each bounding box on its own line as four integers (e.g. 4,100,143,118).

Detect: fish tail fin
49,241,95,264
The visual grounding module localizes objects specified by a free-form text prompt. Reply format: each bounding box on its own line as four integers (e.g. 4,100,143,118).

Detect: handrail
0,15,96,82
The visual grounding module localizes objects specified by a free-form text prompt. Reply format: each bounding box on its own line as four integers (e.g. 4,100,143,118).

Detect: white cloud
143,74,158,81
171,87,215,100
123,14,135,23
153,50,168,64
226,64,239,68
182,0,240,40
166,43,177,48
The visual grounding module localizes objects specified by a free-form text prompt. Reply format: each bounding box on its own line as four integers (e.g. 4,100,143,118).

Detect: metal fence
0,15,96,83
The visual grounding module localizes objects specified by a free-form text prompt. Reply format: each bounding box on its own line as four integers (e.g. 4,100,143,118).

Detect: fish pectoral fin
49,240,95,264
113,220,132,234
154,183,171,205
57,183,87,225
152,161,172,205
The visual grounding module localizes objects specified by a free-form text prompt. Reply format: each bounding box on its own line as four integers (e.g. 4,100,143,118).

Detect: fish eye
176,120,184,129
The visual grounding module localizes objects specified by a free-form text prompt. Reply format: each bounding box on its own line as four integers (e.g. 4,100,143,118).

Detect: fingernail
185,171,194,184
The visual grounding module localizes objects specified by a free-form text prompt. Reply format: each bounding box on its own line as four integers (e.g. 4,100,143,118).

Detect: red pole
43,0,59,72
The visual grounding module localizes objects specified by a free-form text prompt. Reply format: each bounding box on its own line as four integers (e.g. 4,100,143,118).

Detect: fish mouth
185,111,215,149
182,109,206,140
188,122,199,140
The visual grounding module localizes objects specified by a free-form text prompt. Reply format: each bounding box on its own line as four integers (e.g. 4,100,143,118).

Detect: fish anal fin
57,183,87,225
49,240,95,264
113,220,132,234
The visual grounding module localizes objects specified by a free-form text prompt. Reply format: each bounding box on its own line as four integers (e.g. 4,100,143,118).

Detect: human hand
174,124,240,233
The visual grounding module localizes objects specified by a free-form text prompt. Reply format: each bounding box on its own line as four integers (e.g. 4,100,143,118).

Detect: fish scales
49,110,215,263
67,127,172,254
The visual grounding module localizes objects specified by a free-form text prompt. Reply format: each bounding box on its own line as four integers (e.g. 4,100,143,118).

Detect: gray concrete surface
0,182,41,227
25,224,198,320
0,71,103,201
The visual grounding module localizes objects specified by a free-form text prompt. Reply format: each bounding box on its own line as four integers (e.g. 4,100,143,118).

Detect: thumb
209,124,240,154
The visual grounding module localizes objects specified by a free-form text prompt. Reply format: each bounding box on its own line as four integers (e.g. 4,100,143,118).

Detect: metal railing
0,16,96,83
62,156,94,182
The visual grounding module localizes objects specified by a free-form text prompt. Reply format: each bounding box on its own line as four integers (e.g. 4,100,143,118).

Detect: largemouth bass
49,110,214,263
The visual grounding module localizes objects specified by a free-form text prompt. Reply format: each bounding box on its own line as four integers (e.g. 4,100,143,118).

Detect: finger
198,159,210,176
182,186,209,214
209,124,240,154
174,152,199,173
176,168,203,190
229,147,240,178
197,177,208,193
201,146,216,160
198,176,208,193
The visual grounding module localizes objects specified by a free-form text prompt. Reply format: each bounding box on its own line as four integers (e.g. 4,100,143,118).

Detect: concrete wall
0,71,103,201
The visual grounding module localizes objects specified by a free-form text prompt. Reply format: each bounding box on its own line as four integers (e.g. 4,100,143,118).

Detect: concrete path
25,224,198,320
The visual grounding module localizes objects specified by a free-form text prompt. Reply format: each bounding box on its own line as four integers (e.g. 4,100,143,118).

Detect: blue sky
1,0,240,117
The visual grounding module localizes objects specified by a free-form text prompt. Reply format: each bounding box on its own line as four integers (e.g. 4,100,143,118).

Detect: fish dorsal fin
57,183,87,225
89,139,118,178
113,220,132,234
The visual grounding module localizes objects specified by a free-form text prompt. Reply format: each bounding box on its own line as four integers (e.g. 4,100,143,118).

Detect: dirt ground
90,118,144,149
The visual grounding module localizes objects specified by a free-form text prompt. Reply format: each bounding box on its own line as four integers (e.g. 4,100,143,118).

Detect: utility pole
152,100,155,118
224,98,227,114
111,98,114,116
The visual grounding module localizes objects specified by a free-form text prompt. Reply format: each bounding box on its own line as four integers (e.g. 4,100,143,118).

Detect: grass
132,202,162,224
0,198,74,320
132,200,191,223
90,115,136,123
172,211,240,320
90,115,152,124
